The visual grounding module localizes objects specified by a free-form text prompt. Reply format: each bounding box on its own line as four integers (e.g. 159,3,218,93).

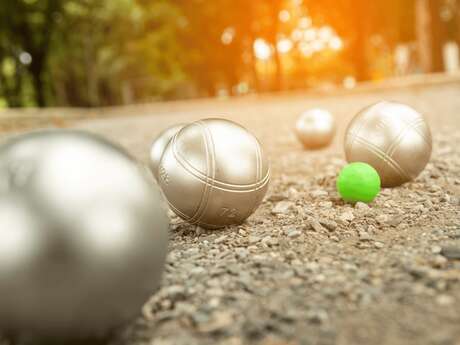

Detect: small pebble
431,245,442,254
355,202,370,210
436,294,455,306
320,220,338,232
374,242,385,249
287,230,302,238
441,246,460,260
340,211,355,222
359,231,371,241
309,218,327,232
272,201,295,214
376,214,388,224
310,190,328,198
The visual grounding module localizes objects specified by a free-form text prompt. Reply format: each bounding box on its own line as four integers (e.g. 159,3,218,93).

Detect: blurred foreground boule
159,118,270,229
0,130,169,339
149,124,185,179
345,101,432,187
295,108,336,149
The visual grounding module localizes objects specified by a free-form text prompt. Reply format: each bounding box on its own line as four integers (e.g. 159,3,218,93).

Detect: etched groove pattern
161,118,270,228
353,136,411,180
246,130,265,219
411,122,432,147
189,121,216,225
172,144,270,192
345,109,375,155
386,118,426,159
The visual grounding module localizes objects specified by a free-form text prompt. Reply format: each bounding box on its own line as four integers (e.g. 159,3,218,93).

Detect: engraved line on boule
354,136,411,180
166,199,223,229
244,131,261,221
249,132,266,217
184,121,213,225
411,122,432,148
386,117,427,159
385,118,424,158
169,129,206,224
189,121,216,225
172,145,270,192
345,105,378,156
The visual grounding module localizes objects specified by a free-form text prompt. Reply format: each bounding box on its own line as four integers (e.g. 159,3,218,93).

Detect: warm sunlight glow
329,36,343,51
311,39,325,52
318,26,334,42
343,76,357,89
303,28,316,41
221,27,235,45
279,10,291,22
299,42,313,57
254,39,272,60
299,17,312,29
277,38,293,54
291,29,303,41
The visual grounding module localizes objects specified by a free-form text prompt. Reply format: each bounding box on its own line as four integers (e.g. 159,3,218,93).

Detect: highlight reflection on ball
295,108,336,149
149,124,185,179
0,130,169,339
159,118,270,229
345,101,432,187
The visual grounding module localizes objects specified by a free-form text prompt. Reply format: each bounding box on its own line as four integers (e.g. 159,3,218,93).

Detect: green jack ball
337,162,381,203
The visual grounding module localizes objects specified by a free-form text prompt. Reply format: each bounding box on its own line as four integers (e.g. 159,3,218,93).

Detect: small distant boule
149,124,185,179
295,108,336,149
0,130,169,340
345,101,432,187
158,118,270,229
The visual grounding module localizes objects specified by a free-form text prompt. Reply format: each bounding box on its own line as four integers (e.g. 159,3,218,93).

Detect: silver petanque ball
345,101,432,187
158,118,270,229
295,108,336,149
149,124,185,179
0,130,169,339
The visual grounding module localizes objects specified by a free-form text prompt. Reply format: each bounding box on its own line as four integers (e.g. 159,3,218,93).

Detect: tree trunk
350,0,370,81
30,55,46,107
457,0,460,48
352,22,368,81
415,0,445,72
268,0,283,91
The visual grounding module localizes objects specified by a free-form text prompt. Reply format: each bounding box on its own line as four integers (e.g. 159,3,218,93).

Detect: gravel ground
2,80,460,345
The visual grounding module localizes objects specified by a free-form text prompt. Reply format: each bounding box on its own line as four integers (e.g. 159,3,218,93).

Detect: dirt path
3,80,460,345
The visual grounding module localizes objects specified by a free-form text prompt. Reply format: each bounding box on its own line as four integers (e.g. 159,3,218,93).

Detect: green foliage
0,0,186,107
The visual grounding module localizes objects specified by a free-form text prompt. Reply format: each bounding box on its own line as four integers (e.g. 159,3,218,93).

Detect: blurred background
0,0,459,108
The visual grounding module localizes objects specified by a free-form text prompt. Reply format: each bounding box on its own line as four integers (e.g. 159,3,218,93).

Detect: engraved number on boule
220,207,238,218
159,166,170,185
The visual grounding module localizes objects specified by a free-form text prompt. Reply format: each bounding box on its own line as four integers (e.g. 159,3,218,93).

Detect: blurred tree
306,0,418,81
0,0,64,107
0,0,456,107
455,0,460,47
173,0,254,96
416,0,447,72
50,0,185,106
0,0,185,107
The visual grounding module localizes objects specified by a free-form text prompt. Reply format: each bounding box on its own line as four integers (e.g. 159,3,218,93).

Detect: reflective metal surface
0,130,169,339
159,118,270,229
345,101,432,187
295,108,336,149
149,124,184,179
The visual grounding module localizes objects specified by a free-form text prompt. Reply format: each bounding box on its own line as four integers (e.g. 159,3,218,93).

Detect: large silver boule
295,108,336,149
159,118,270,229
149,124,185,179
345,101,432,187
0,130,169,339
